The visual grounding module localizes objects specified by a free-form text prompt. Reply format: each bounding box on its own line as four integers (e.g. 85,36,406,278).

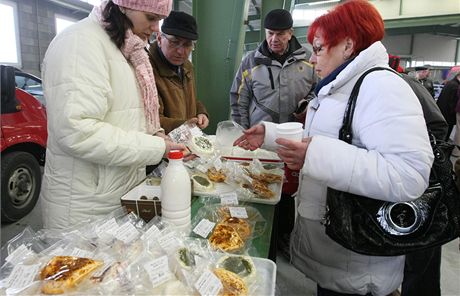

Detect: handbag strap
340,66,392,144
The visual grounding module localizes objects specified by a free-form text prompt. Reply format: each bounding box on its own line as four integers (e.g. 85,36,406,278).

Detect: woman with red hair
234,0,433,295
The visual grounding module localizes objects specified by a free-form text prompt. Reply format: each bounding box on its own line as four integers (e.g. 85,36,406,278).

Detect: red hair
307,0,384,55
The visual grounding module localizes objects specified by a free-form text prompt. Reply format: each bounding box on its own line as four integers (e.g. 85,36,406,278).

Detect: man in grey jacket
230,9,317,128
229,9,317,260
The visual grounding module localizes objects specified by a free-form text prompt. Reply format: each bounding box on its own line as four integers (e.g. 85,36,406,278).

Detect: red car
1,65,47,223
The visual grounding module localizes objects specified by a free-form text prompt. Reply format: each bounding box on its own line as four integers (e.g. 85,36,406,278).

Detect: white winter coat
40,12,166,230
263,42,433,295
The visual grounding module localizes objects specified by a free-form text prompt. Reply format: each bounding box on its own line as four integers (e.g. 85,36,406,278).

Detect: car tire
1,151,41,223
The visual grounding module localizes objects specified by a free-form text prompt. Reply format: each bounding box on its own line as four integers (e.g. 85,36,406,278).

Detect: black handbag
324,68,460,256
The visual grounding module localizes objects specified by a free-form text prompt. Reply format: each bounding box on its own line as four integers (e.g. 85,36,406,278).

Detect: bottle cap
168,150,183,159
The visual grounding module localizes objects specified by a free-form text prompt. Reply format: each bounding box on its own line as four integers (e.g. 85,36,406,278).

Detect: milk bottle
160,150,191,232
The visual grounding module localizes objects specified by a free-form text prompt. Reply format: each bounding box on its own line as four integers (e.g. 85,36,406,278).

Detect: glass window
0,0,21,67
15,72,45,106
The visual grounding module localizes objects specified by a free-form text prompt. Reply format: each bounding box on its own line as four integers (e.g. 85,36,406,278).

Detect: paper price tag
70,248,93,259
143,256,173,288
142,224,161,241
193,219,215,238
96,218,119,237
6,263,40,289
195,269,223,296
115,222,140,244
229,207,248,219
158,231,180,250
5,244,35,265
220,193,238,205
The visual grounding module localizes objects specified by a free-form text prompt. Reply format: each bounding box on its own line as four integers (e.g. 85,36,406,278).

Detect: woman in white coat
40,0,185,230
234,0,433,295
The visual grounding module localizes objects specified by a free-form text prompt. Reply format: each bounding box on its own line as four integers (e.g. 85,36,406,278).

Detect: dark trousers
317,285,371,296
401,246,441,296
446,125,454,141
268,193,295,261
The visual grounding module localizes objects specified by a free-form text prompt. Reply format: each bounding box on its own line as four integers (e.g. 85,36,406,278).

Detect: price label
158,231,180,250
220,193,238,205
70,248,93,259
96,218,119,238
6,263,40,290
142,224,161,241
193,219,215,238
5,245,35,265
115,222,139,244
229,207,248,219
194,269,223,296
143,256,173,288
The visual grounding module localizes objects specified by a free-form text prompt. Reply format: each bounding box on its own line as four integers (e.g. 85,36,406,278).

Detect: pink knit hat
112,0,172,17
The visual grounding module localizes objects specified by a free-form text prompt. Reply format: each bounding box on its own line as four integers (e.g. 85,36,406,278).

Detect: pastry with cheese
213,268,248,296
222,216,251,240
40,256,103,294
207,167,226,183
209,224,244,252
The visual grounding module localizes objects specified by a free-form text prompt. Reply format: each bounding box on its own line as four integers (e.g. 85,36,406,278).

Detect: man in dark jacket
437,71,460,140
415,65,435,98
149,11,209,134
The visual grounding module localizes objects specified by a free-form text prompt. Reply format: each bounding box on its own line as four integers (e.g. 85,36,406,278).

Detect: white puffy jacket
40,12,166,230
263,42,433,295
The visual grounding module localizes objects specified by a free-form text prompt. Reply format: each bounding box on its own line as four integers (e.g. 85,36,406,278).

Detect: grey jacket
230,37,317,128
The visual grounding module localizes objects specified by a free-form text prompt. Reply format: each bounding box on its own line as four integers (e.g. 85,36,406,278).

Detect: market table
191,195,275,258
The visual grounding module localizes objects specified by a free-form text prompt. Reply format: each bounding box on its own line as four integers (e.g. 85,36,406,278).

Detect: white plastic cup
276,122,303,142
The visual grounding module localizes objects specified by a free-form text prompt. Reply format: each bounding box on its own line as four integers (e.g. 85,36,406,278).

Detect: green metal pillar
193,0,249,134
259,0,288,41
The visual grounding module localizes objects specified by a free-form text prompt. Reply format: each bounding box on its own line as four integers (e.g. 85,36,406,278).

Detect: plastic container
160,150,192,232
276,122,303,142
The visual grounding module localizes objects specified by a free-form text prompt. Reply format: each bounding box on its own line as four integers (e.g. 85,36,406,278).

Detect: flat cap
264,9,293,30
415,66,429,71
161,11,198,40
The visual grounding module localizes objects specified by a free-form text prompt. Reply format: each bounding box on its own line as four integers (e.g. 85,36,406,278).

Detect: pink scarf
93,2,161,134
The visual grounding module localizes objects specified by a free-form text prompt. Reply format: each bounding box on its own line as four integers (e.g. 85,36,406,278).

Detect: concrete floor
1,196,459,295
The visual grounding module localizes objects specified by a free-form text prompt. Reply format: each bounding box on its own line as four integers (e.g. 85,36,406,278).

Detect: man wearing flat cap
230,8,318,259
149,11,209,134
415,65,435,98
230,9,317,128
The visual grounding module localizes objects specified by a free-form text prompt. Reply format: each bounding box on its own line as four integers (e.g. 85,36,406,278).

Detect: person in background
229,8,317,260
234,1,433,295
452,75,460,156
40,0,186,230
388,54,405,74
389,55,447,296
149,11,208,134
415,65,435,98
437,70,460,141
230,8,317,128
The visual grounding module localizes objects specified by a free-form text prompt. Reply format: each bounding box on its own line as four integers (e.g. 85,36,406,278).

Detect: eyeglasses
161,33,196,51
312,44,324,56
